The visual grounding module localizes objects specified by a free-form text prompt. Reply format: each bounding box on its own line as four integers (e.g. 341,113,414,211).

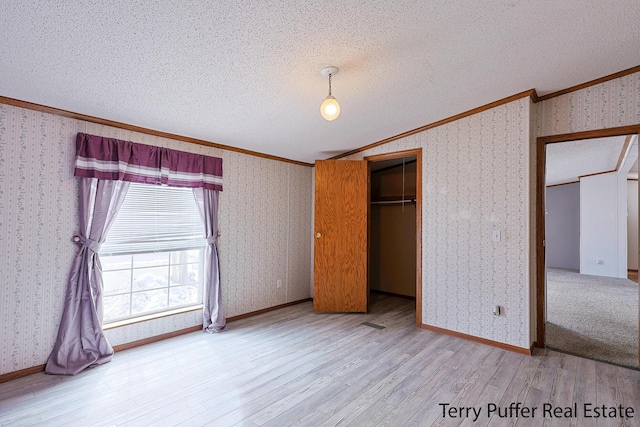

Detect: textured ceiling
1,1,639,163
546,136,633,186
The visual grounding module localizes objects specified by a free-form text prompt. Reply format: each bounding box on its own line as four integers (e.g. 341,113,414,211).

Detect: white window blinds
100,183,205,256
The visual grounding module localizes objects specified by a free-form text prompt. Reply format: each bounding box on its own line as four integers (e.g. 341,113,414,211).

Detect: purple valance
74,133,223,191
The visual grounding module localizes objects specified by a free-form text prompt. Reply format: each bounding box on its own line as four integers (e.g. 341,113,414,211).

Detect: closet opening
367,151,420,325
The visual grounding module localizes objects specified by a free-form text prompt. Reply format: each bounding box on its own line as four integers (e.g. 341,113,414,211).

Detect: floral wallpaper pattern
0,104,312,375
336,71,640,350
0,108,81,374
535,71,640,137
2,70,638,375
343,99,532,349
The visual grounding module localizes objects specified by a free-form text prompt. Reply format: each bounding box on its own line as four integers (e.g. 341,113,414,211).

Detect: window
100,183,205,323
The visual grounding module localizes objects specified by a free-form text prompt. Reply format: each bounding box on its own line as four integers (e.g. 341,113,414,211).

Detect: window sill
103,305,203,330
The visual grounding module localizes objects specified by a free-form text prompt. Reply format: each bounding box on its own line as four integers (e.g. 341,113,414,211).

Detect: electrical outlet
277,279,282,288
492,230,501,242
492,305,501,316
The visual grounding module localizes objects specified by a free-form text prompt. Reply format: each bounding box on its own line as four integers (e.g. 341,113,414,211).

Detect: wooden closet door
314,160,368,313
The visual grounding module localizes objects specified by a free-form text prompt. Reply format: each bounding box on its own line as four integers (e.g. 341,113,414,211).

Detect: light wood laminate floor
1,295,639,426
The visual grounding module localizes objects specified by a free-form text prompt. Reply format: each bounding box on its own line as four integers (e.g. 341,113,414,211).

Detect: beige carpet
546,268,639,369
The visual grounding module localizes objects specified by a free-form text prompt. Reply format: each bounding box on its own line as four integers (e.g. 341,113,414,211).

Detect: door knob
316,232,322,238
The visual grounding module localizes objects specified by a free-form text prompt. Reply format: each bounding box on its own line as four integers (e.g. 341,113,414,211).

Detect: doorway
312,149,422,326
536,126,640,368
366,149,422,326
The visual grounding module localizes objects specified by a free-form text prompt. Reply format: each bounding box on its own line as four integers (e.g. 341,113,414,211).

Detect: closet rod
371,199,416,205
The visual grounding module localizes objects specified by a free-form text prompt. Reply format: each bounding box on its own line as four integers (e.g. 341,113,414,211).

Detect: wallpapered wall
343,98,533,349
1,70,638,375
0,104,312,375
535,71,640,137
337,70,640,350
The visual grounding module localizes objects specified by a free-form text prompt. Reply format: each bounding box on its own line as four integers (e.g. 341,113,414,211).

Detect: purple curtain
193,188,226,332
45,179,130,375
74,133,222,190
46,132,224,375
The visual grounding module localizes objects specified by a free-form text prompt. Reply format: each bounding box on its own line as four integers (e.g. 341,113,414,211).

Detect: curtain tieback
206,236,217,245
73,235,102,252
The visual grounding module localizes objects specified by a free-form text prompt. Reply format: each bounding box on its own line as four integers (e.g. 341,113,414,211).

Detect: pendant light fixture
320,66,340,121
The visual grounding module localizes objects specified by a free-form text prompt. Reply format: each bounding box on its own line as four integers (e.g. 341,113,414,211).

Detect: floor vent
362,322,385,330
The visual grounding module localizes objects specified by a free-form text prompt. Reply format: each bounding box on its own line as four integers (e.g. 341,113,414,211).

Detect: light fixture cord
328,73,332,96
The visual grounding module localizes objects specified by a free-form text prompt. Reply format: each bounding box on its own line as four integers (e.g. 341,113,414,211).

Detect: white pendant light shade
320,66,340,121
320,95,340,121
